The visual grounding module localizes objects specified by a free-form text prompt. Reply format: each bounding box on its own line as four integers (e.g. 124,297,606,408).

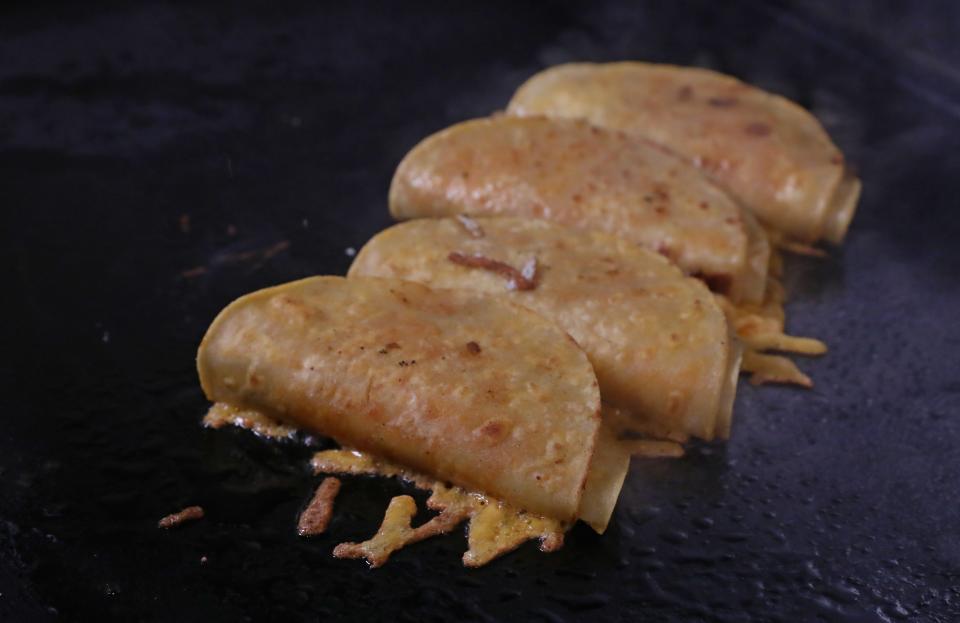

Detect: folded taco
389,115,770,303
507,62,860,244
197,276,627,534
349,217,740,443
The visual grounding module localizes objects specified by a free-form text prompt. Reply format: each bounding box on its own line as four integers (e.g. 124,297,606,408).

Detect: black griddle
2,1,960,621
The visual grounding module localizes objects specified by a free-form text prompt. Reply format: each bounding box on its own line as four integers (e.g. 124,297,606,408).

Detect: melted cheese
203,412,573,567
464,501,564,567
313,449,566,567
741,351,812,387
618,439,685,458
202,402,298,440
717,251,827,388
332,495,424,567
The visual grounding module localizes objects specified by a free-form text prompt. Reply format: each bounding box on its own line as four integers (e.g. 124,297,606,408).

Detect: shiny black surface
2,1,959,621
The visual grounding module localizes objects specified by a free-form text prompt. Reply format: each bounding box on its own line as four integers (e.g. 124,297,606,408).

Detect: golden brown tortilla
349,217,740,442
197,276,620,525
389,115,770,303
508,62,860,244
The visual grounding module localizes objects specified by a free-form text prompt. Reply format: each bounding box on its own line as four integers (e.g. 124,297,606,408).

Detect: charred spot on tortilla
707,96,738,107
745,122,772,136
378,342,401,354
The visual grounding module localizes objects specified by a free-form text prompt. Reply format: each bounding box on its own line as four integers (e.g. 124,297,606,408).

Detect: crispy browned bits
466,341,482,354
455,214,485,238
540,531,565,552
178,240,289,279
448,252,538,291
158,505,204,529
297,477,342,536
333,494,472,568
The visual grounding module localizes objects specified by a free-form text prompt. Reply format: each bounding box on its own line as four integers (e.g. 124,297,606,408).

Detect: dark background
2,1,959,621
